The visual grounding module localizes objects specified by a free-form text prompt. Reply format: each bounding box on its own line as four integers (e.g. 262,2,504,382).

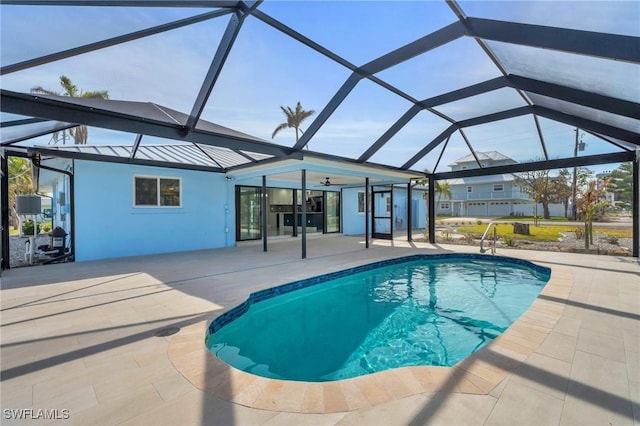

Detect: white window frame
493,184,504,192
357,191,369,214
133,175,182,208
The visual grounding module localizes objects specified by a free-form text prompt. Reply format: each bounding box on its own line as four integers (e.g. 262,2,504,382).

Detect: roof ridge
149,102,183,126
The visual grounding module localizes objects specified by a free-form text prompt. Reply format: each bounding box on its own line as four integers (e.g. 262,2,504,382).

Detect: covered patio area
1,236,638,425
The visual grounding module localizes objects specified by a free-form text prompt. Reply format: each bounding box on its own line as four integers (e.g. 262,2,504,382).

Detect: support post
633,155,639,258
428,175,435,244
301,170,307,259
262,175,267,252
1,152,9,270
407,181,413,241
365,177,370,249
292,188,297,237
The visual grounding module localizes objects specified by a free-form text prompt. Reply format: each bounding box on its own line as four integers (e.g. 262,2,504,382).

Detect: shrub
40,222,52,233
463,233,475,244
606,235,619,245
574,227,585,239
476,219,482,225
440,230,453,242
503,235,516,247
22,220,35,235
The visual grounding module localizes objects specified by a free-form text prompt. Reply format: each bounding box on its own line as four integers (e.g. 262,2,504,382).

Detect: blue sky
1,1,637,175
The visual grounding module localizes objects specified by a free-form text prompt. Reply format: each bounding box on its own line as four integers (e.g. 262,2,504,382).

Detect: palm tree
31,75,109,144
271,102,315,148
8,157,34,229
434,181,452,207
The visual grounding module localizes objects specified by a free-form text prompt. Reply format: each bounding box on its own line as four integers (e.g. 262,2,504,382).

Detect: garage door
488,201,510,216
466,202,486,216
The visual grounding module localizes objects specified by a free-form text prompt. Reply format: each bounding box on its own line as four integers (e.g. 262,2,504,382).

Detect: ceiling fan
320,177,346,187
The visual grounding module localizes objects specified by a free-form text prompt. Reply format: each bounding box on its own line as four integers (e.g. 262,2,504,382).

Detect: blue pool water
206,254,550,382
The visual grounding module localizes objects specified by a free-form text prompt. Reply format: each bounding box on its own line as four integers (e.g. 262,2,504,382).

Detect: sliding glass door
236,185,342,241
325,191,340,233
236,186,261,240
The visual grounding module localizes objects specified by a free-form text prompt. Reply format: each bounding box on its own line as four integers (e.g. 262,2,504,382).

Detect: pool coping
167,256,572,414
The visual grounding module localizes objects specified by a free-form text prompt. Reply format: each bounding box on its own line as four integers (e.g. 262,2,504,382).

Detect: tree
608,162,633,210
552,168,592,218
31,75,109,144
514,169,552,223
8,157,34,229
576,178,611,249
271,102,315,148
435,181,452,207
553,169,573,218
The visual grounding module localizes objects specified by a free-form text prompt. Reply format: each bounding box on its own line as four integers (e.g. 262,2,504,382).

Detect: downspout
224,176,231,247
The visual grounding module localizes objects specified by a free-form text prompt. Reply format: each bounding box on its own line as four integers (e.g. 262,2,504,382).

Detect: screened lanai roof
1,0,638,178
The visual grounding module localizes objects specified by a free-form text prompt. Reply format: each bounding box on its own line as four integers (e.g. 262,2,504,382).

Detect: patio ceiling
1,0,638,176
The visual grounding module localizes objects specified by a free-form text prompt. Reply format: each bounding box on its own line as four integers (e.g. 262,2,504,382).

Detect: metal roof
34,143,270,170
0,0,637,177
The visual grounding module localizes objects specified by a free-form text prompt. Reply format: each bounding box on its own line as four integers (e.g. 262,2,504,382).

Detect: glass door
236,186,262,240
372,188,392,240
325,191,340,233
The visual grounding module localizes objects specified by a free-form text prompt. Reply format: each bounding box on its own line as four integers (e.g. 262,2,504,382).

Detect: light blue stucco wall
341,187,368,235
73,160,234,261
342,186,427,235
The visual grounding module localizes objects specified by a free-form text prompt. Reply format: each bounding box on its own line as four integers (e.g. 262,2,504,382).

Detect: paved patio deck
1,236,638,425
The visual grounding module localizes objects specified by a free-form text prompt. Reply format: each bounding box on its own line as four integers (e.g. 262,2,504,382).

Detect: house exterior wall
74,160,234,261
342,186,426,235
437,179,564,217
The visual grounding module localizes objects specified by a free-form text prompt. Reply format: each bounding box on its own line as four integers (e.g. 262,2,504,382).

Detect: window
467,186,473,193
357,191,371,213
134,176,181,207
493,184,504,192
440,203,449,209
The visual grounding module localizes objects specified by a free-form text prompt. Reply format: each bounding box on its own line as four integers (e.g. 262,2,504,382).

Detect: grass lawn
456,223,632,242
495,216,569,222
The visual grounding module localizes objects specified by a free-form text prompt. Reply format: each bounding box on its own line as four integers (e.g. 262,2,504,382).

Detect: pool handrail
480,222,497,254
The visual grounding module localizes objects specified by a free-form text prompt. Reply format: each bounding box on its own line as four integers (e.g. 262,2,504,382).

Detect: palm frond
82,90,109,99
30,86,60,96
272,122,289,139
59,75,78,97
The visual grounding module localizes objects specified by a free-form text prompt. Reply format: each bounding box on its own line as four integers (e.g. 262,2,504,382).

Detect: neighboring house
436,151,564,217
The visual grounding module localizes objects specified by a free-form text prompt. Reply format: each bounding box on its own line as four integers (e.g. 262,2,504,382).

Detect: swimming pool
206,254,550,382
